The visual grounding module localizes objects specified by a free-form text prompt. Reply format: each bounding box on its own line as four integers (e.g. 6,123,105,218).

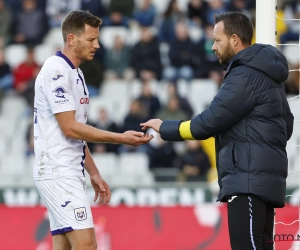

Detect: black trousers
227,194,274,250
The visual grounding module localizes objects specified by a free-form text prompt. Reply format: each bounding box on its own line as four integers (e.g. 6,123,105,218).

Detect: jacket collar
222,47,250,77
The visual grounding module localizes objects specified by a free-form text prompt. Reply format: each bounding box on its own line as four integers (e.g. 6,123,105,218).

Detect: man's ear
67,34,76,46
231,34,239,47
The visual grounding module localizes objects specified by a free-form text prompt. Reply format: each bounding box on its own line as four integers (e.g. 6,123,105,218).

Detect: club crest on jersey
74,207,87,221
52,86,67,98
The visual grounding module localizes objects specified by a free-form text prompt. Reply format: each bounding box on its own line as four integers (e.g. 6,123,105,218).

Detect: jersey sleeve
43,69,76,114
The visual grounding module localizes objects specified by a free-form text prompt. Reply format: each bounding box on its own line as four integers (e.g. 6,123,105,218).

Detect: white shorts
35,175,94,236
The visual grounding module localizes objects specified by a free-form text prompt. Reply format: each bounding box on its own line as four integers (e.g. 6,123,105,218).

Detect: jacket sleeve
160,120,184,141
188,71,257,140
160,71,257,141
283,98,294,140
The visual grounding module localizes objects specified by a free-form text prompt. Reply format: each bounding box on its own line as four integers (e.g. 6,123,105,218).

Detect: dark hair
214,11,253,46
61,10,102,42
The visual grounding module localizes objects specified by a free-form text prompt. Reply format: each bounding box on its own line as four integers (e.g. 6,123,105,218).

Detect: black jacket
160,44,294,208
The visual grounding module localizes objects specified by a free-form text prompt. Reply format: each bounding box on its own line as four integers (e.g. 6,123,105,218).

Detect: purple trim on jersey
77,70,87,95
81,143,86,176
51,226,74,236
34,107,38,124
55,51,75,69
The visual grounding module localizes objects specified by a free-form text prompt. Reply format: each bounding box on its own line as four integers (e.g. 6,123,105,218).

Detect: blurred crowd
0,0,257,95
0,0,299,183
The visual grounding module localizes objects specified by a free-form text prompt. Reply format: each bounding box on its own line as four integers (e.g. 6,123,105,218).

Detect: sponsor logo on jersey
52,74,64,81
74,207,87,221
52,86,67,98
52,86,70,104
61,201,71,207
80,97,89,104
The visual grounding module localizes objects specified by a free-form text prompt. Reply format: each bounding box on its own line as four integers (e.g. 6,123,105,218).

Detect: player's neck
61,48,81,69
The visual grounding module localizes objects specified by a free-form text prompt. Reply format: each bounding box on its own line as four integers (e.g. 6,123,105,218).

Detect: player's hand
140,119,163,133
90,174,111,205
123,131,154,146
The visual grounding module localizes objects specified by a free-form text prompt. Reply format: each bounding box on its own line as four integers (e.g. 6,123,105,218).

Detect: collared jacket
160,43,294,208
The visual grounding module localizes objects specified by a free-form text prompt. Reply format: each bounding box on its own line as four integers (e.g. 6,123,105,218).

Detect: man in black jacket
141,12,294,250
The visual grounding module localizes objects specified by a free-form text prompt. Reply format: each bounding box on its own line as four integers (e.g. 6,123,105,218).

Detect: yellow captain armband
179,121,195,140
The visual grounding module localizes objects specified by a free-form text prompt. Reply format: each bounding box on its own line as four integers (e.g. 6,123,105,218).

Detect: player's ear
68,34,76,46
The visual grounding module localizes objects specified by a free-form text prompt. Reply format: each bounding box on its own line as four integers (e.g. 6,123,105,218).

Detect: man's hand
123,131,153,146
90,174,111,205
140,119,163,133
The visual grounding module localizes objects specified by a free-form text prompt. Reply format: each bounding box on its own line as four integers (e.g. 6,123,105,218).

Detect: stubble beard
218,42,235,65
74,42,93,62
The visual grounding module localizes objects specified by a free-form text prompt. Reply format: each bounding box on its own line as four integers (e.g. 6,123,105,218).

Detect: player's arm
141,72,256,141
84,145,111,205
55,110,153,145
84,145,100,176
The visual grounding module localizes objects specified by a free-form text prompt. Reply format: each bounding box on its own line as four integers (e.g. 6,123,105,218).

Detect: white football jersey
33,51,89,180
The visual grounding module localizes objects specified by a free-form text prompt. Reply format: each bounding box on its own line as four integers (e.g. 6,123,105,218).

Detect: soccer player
141,12,294,250
33,10,153,250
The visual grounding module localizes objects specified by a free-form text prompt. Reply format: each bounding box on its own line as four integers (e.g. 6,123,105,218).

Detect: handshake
123,119,163,146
